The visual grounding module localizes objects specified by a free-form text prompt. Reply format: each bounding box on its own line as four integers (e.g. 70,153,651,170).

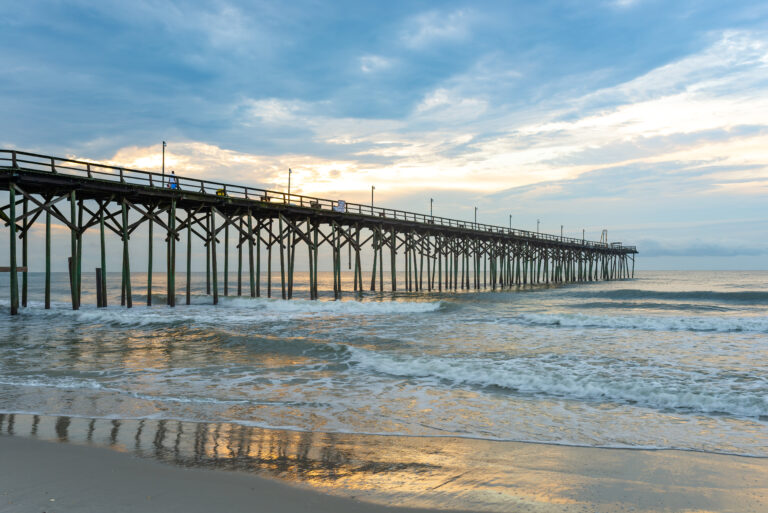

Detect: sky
2,0,768,270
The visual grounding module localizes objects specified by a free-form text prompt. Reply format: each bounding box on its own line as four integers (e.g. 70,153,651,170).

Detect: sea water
0,271,766,457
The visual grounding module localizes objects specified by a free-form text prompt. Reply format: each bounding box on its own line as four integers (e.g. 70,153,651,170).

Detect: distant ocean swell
569,289,768,304
512,312,768,333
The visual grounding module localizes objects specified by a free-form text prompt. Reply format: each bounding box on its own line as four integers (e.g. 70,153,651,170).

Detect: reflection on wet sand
1,413,766,513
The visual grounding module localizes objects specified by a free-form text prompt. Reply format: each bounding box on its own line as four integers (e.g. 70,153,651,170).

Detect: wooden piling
206,213,211,296
370,229,378,292
267,219,272,298
256,217,261,298
96,268,104,307
390,229,397,292
210,209,218,305
307,219,315,300
438,239,442,292
378,228,383,292
355,225,362,295
45,208,51,309
287,230,294,299
77,199,83,307
186,210,191,305
69,191,77,310
21,198,27,307
237,217,243,297
9,186,19,315
278,215,286,300
147,214,153,306
224,219,229,297
99,203,107,307
168,199,176,307
313,221,319,298
248,210,255,298
121,200,132,308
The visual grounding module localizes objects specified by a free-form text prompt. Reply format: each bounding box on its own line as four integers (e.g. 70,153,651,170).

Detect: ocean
1,270,766,462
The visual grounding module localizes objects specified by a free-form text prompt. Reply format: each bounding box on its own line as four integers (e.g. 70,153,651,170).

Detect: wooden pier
1,149,638,315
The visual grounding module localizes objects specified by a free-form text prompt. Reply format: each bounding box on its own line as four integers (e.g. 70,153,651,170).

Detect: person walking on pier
168,170,179,190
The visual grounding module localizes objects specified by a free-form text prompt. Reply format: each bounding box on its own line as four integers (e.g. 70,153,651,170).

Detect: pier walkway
1,149,637,315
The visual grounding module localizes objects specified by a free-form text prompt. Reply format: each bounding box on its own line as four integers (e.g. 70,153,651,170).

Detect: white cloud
245,98,307,125
414,88,488,122
360,55,393,73
401,9,473,48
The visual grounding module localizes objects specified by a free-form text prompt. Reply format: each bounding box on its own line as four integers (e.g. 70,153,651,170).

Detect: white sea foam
343,346,768,418
236,297,444,315
0,297,443,327
513,312,768,333
0,376,105,391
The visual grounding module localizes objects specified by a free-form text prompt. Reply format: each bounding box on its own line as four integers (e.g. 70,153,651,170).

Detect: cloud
360,55,393,73
414,88,488,122
401,9,473,48
245,98,307,125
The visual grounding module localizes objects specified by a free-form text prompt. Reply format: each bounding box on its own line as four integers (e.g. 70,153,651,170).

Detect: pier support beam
8,186,19,315
186,210,192,305
211,209,218,305
147,212,153,306
21,199,27,307
248,210,255,298
69,191,78,310
121,200,132,308
168,199,176,307
99,203,107,307
45,207,51,309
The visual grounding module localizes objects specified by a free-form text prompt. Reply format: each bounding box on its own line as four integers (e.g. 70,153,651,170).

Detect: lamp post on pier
537,219,540,233
430,198,433,217
371,185,375,209
474,206,478,225
509,214,512,229
561,225,563,239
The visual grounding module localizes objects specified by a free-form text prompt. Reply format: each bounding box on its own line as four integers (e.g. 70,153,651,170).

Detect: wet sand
0,435,463,513
1,414,767,512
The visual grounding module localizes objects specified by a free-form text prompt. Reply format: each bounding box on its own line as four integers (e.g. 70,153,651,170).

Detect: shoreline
2,413,767,512
3,408,766,460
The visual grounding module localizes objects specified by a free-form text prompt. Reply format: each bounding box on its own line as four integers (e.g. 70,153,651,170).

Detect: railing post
11,151,18,169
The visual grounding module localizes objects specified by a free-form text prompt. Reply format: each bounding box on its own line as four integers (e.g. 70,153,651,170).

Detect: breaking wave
345,346,768,418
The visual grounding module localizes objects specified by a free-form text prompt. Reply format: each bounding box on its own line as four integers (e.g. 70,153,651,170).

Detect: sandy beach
1,414,767,513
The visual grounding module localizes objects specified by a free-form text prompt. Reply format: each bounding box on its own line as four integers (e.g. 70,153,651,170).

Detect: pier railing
1,149,635,252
